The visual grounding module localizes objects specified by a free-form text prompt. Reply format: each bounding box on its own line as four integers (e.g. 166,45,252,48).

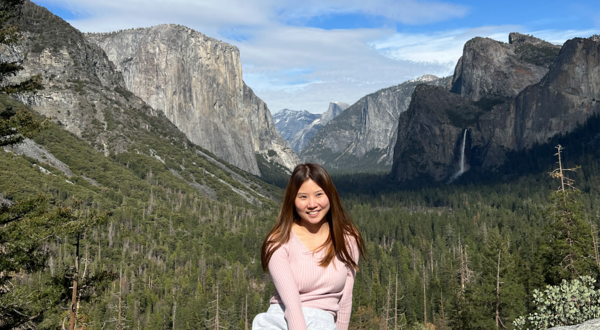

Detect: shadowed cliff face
300,75,450,172
392,35,600,182
86,25,299,176
392,85,478,182
242,83,300,172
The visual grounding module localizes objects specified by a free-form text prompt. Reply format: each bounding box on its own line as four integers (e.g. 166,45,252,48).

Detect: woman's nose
307,197,317,208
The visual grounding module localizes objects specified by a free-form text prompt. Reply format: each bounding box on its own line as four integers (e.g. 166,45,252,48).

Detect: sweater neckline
291,228,326,255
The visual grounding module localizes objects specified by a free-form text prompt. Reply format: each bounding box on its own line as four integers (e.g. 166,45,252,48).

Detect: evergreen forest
2,91,600,329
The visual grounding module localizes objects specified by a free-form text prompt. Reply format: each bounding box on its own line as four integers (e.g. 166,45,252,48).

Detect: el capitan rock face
300,75,450,172
87,25,298,175
392,35,600,182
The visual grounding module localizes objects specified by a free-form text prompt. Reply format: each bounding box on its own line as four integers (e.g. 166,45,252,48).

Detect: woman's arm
335,239,359,330
268,244,307,330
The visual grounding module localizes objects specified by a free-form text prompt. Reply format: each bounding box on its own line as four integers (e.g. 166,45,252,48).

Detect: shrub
513,276,600,330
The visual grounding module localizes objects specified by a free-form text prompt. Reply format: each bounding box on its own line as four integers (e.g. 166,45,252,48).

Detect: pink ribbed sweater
268,230,358,330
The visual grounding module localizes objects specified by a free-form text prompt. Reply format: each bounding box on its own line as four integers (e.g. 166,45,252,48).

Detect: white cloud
32,0,600,114
372,25,523,65
236,25,452,112
529,29,600,44
275,0,469,25
373,26,600,66
36,0,273,34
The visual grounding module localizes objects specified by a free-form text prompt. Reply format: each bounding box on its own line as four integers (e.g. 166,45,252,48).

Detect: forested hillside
3,86,600,329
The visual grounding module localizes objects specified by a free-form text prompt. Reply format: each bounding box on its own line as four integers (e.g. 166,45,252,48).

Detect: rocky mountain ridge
392,33,600,182
300,75,450,172
273,109,319,142
86,25,299,176
284,102,350,153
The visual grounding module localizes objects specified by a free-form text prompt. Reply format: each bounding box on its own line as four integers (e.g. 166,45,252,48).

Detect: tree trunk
496,250,501,330
385,272,391,330
118,266,123,330
394,272,398,330
423,264,427,326
172,299,176,330
592,224,600,267
215,285,219,330
68,235,80,330
441,291,446,330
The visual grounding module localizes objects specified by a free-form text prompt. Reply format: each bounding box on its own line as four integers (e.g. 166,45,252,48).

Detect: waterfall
459,129,467,173
449,129,468,182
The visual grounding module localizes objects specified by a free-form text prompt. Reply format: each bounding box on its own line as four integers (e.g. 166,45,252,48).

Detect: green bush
514,276,600,330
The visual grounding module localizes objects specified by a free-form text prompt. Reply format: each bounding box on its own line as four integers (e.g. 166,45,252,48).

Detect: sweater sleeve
335,240,359,330
268,244,307,330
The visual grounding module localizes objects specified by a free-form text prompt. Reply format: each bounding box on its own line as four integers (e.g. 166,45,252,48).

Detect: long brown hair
261,163,365,272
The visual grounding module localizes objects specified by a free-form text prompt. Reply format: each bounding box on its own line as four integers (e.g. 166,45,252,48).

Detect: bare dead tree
440,290,446,330
423,263,427,326
244,294,248,330
68,234,80,330
495,250,501,330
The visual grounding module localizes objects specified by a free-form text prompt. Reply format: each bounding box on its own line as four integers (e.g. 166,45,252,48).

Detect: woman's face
295,179,330,228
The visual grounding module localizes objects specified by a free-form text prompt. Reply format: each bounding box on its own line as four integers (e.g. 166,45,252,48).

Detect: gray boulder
548,318,600,329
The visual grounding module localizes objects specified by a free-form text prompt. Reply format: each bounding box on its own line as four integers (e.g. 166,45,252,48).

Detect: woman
253,163,365,330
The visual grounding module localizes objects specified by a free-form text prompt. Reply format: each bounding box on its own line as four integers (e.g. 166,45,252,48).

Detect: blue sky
34,0,600,113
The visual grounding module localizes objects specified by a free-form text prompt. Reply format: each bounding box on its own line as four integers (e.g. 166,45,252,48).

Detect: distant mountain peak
320,102,350,125
273,102,349,154
408,74,440,83
332,101,350,108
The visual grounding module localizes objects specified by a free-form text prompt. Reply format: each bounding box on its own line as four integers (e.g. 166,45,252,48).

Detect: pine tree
0,199,108,329
539,145,599,285
60,202,110,330
469,229,527,330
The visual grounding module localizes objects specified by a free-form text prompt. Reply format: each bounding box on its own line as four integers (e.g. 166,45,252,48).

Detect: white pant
252,304,337,330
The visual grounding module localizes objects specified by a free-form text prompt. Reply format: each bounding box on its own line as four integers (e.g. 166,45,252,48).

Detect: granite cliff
451,32,561,101
301,75,450,172
86,25,299,176
242,83,299,173
392,34,600,182
320,101,349,124
1,0,279,203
